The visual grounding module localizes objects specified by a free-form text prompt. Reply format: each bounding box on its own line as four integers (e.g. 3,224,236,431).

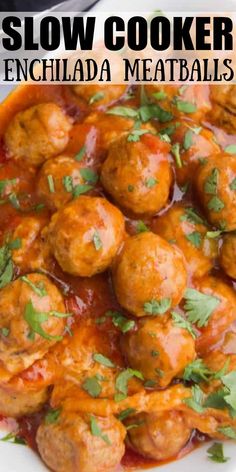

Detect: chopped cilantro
136,220,149,233
183,130,193,151
171,143,182,168
73,184,93,198
1,327,9,337
144,298,171,315
204,168,219,195
145,177,158,188
45,408,61,425
93,353,115,368
24,300,70,341
118,408,137,421
105,310,135,333
225,144,236,154
0,432,26,445
80,168,98,184
207,196,225,212
90,416,111,445
63,175,73,193
229,177,236,191
127,129,150,142
144,379,157,388
8,192,20,210
183,359,213,383
127,184,134,192
75,146,86,162
184,385,205,413
180,208,205,225
184,288,220,328
152,90,167,100
207,443,229,463
115,368,144,401
171,311,197,339
21,276,47,297
107,106,138,119
206,230,222,238
186,231,202,248
82,376,102,398
174,99,197,114
89,92,105,105
92,230,102,251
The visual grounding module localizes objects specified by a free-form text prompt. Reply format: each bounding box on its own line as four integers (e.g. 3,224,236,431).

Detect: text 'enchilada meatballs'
47,196,125,277
101,133,172,216
126,411,192,461
37,412,126,472
37,155,85,211
4,103,72,167
121,315,195,388
153,204,218,278
112,232,187,317
72,84,127,108
0,273,67,376
195,153,236,231
220,233,236,279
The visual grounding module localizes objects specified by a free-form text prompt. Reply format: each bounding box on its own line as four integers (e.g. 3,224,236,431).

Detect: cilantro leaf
90,416,111,445
136,220,149,233
127,129,150,142
207,443,229,463
218,426,236,439
171,143,182,168
106,106,138,119
184,385,205,413
144,298,171,315
92,230,102,251
75,146,86,162
73,184,93,198
138,104,172,123
221,371,236,410
183,130,193,151
174,99,197,114
229,177,236,191
180,208,205,225
24,300,70,341
186,231,202,248
183,359,214,383
145,177,158,188
63,175,73,193
115,368,144,401
47,175,55,193
0,244,13,289
21,276,47,297
82,376,102,398
207,196,225,212
184,288,220,328
89,92,105,105
105,310,135,333
93,353,115,368
45,408,61,425
171,311,197,339
204,168,219,195
80,168,98,184
225,144,236,154
0,432,26,445
118,408,137,421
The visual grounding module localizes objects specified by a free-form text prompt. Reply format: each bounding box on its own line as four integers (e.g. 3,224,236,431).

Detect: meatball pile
0,83,236,472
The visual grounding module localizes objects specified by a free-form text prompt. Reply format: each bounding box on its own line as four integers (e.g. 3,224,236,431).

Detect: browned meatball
121,315,195,388
220,233,236,279
37,155,85,211
153,204,218,278
112,232,187,317
72,84,127,108
12,215,50,272
145,84,211,122
37,412,126,472
191,276,236,355
209,85,236,134
47,196,125,277
4,103,72,167
0,384,48,417
126,411,191,461
195,153,236,231
0,273,67,377
101,134,172,216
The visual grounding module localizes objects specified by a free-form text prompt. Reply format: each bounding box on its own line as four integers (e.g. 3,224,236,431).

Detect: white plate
0,0,236,470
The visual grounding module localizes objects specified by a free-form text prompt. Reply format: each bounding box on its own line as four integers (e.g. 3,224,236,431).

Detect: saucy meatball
121,315,195,388
101,133,172,216
220,233,236,279
47,196,125,277
37,412,126,472
4,103,72,167
0,384,48,417
192,276,236,355
195,153,236,231
112,232,187,317
12,215,49,272
209,85,236,134
145,84,211,122
72,84,127,108
153,204,218,278
126,410,191,461
37,155,85,211
0,273,66,376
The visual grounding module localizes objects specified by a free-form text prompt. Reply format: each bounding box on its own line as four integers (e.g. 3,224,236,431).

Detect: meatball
12,215,49,272
153,204,218,278
112,232,187,317
4,103,72,167
0,384,48,417
195,153,236,231
0,273,67,376
209,85,236,134
145,84,211,122
47,196,125,277
126,411,191,461
37,155,86,211
220,233,236,279
191,276,236,355
169,121,219,186
121,315,195,388
37,412,126,472
72,84,127,108
101,133,172,216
